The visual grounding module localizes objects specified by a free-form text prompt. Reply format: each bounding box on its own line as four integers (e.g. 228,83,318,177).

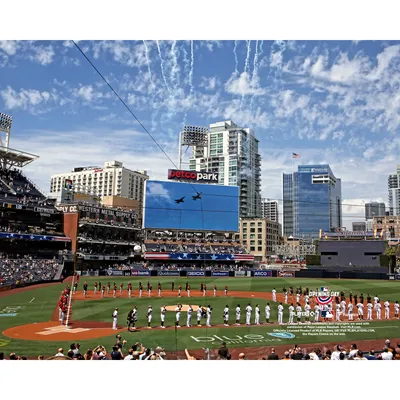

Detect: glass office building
283,164,342,239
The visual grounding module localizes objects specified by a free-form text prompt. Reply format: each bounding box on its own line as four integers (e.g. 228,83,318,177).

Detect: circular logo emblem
316,295,333,305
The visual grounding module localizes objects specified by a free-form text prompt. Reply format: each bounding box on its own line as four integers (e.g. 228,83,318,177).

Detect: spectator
365,350,376,360
55,348,64,357
267,348,279,360
238,353,246,360
380,346,394,360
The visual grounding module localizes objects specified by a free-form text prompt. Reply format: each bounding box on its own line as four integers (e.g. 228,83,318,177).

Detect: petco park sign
168,169,218,183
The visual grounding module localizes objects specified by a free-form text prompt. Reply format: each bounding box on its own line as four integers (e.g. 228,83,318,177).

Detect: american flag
292,153,300,158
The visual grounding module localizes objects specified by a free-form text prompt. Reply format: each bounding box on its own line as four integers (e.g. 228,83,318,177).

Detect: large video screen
143,180,239,231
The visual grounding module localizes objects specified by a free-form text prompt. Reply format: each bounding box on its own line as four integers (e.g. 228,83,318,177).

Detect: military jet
175,197,185,204
192,192,202,201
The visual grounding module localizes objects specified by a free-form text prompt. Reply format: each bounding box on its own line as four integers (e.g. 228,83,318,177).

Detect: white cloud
200,76,220,91
32,45,55,65
0,40,19,55
224,72,266,96
0,86,53,110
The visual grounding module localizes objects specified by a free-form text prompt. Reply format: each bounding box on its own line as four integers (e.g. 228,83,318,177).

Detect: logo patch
267,332,296,339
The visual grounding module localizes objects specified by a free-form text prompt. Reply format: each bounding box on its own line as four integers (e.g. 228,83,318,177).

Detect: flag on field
292,153,300,158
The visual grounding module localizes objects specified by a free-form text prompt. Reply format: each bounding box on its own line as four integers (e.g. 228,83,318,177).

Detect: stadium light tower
0,112,13,150
178,125,209,169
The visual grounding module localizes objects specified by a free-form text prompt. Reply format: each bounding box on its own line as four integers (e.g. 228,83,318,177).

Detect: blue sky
144,180,239,231
1,40,399,228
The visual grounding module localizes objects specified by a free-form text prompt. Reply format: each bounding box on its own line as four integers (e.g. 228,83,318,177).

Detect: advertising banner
123,271,131,276
278,271,295,278
212,271,229,277
234,271,251,277
254,270,273,277
187,271,205,277
157,270,180,277
389,274,395,280
131,270,150,276
106,269,124,276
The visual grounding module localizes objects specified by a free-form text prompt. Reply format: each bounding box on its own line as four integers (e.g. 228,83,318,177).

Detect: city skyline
0,40,395,229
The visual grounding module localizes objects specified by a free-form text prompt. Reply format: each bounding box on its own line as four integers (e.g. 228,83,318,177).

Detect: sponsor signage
389,274,395,280
130,270,150,276
107,269,124,276
187,271,205,277
278,271,295,278
34,207,56,214
123,271,131,276
322,231,375,237
168,169,219,183
212,271,229,277
157,271,180,276
234,271,251,277
56,204,137,220
254,270,272,277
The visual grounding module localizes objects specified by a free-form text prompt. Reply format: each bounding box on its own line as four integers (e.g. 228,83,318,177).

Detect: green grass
1,277,400,357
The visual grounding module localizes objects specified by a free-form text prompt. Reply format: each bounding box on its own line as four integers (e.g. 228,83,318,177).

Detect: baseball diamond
1,276,400,359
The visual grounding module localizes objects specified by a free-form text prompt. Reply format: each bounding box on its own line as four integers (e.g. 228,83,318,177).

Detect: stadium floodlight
178,125,209,169
0,112,12,149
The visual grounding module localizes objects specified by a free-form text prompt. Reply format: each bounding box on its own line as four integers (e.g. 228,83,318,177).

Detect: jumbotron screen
143,180,239,231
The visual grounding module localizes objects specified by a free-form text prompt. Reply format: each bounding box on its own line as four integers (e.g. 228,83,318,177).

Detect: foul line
65,275,75,328
29,297,35,303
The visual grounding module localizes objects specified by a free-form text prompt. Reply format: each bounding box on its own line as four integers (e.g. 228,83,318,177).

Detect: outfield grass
0,277,400,357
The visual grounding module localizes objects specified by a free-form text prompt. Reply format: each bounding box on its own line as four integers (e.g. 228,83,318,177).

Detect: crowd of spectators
0,255,60,286
0,222,64,237
145,242,248,254
77,244,140,256
147,262,252,271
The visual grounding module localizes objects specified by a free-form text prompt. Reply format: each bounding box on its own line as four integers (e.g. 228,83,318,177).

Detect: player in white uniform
197,306,202,327
187,305,193,327
376,301,382,320
265,303,271,323
374,295,379,310
394,301,399,319
112,308,118,330
206,306,212,327
284,291,288,304
384,300,390,319
304,302,311,323
296,292,300,303
348,302,354,321
314,304,320,322
335,303,341,321
235,304,241,325
272,289,277,302
187,286,191,297
288,304,295,324
223,305,229,326
139,286,142,298
175,305,182,327
147,306,153,329
278,303,284,324
296,303,302,323
367,302,373,320
357,302,364,320
341,299,346,315
245,304,252,325
255,304,260,325
160,305,166,328
304,294,309,305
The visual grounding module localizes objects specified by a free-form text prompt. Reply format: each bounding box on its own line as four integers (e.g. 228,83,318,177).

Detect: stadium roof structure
0,145,39,169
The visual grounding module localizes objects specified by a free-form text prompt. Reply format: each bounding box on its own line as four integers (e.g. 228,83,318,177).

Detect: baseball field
1,276,400,359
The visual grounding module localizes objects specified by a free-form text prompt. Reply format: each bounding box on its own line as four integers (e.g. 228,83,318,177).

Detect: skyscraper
388,165,400,216
365,202,386,220
188,121,262,218
283,164,342,239
261,199,279,223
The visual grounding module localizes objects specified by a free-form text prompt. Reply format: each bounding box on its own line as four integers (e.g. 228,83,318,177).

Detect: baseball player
357,302,364,320
127,282,132,298
107,282,111,295
376,301,382,320
314,304,320,322
296,303,302,323
255,304,261,325
272,288,277,302
175,304,182,327
235,304,241,325
160,305,166,328
147,305,153,328
94,282,98,295
101,284,105,298
341,299,346,315
112,308,118,330
113,284,117,298
366,302,373,320
206,305,212,327
132,306,137,329
214,285,217,297
119,283,123,295
278,303,284,324
265,303,271,323
335,302,341,321
374,295,379,310
187,284,191,297
127,308,135,331
304,294,309,305
296,291,300,304
223,305,229,326
82,282,87,298
304,302,311,323
384,300,390,319
394,300,399,319
197,305,203,326
284,290,288,304
178,285,182,298
245,303,252,326
139,284,143,298
187,305,193,327
348,301,354,321
224,286,228,296
158,283,162,297
288,303,295,324
148,284,152,297
73,281,78,294
203,285,207,297
60,304,67,325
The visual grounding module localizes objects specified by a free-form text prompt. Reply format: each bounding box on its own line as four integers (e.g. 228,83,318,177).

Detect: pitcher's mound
164,305,203,312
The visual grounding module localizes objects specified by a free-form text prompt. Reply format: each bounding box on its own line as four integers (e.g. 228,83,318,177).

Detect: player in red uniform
83,282,88,298
139,284,143,297
94,282,98,295
214,285,217,297
224,286,228,296
178,285,182,297
127,282,132,298
107,282,111,295
61,304,67,325
120,283,124,295
158,282,162,297
113,284,117,298
101,285,105,298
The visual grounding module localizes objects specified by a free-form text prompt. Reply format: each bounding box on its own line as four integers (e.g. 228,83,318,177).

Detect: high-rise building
261,199,279,223
187,121,262,218
50,161,148,208
365,202,386,220
388,165,400,216
283,164,342,239
352,221,366,231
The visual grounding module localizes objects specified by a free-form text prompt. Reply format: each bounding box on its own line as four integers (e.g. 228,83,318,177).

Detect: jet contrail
249,40,260,111
142,40,154,89
170,40,179,89
189,40,195,96
233,40,239,74
244,40,251,74
156,40,172,95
